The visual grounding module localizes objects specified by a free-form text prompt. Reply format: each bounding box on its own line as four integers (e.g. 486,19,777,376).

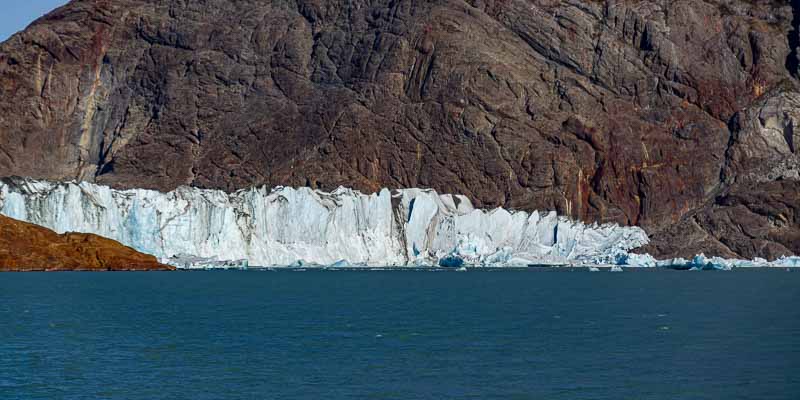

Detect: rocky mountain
0,214,172,271
0,0,797,259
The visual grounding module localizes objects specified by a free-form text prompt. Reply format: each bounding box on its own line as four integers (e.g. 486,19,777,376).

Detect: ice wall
0,178,649,267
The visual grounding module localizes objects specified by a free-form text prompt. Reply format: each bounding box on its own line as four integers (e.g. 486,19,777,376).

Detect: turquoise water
0,269,798,399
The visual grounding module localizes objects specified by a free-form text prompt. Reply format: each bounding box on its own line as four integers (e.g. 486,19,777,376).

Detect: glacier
0,178,648,267
1,177,797,269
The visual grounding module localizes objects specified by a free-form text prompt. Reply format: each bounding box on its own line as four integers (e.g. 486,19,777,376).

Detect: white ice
650,254,800,270
0,178,648,267
2,178,796,269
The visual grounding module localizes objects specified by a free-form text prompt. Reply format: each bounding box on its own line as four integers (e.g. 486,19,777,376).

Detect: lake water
1,269,798,399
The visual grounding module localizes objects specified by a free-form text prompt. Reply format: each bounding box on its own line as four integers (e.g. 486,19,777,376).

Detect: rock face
0,0,798,259
0,214,172,271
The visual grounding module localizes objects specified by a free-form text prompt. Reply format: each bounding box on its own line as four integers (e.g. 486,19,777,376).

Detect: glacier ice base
629,253,800,270
1,178,797,269
0,178,647,267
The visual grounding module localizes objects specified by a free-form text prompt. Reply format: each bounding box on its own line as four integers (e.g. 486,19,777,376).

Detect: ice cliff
0,178,649,267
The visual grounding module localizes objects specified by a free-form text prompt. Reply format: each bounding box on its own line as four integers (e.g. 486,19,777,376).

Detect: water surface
1,269,798,399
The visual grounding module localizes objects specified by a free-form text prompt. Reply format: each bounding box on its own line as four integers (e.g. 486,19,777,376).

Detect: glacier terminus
1,178,797,270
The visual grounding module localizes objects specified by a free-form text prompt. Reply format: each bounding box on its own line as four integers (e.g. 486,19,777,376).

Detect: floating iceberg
0,178,648,267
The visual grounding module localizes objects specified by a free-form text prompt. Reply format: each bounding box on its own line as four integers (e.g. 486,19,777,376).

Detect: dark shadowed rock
0,0,798,259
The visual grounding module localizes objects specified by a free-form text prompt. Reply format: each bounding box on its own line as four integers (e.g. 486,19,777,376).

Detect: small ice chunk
328,259,353,268
617,252,657,268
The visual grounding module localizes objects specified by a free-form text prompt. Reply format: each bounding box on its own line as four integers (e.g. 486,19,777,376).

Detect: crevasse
0,178,649,267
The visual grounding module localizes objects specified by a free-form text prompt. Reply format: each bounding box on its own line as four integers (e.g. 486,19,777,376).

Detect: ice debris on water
651,254,800,270
162,254,248,270
774,256,800,268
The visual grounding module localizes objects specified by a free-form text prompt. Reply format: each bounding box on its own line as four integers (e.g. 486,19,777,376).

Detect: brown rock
0,0,798,259
643,90,800,259
0,215,173,271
